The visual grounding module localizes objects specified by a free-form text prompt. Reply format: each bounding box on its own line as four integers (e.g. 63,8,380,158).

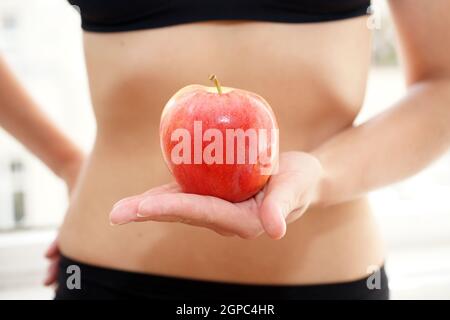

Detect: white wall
0,0,95,229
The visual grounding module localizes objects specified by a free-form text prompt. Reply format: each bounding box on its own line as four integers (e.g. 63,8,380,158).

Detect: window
10,160,26,228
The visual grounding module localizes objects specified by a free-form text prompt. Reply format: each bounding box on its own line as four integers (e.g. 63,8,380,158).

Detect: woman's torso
59,18,385,284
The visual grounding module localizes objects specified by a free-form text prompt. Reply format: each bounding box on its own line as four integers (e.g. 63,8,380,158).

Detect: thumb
259,173,303,240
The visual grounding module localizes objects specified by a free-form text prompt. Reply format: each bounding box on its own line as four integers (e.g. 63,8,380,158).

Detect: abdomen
59,17,383,284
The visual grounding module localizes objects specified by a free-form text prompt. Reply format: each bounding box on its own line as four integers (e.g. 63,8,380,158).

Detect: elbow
406,67,450,88
406,71,450,111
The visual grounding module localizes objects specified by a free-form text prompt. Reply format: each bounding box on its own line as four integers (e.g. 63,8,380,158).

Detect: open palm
110,152,323,239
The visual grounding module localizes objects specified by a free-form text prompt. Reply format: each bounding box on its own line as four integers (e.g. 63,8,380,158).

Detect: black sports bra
68,0,371,33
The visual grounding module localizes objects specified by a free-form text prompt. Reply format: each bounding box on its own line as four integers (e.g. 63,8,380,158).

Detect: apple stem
209,74,222,94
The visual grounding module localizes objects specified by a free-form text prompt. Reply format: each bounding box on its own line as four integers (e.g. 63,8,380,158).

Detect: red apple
160,75,279,203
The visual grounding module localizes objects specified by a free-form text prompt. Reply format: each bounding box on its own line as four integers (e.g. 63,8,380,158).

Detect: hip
58,194,385,285
55,254,389,300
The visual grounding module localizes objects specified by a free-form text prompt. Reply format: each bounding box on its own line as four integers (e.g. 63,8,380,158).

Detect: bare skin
1,0,449,287
58,17,384,285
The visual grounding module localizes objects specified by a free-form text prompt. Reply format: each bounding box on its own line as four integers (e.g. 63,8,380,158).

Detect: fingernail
110,204,137,225
136,199,157,218
109,220,128,226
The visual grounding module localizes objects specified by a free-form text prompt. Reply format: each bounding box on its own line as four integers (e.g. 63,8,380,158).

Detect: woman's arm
110,0,450,240
0,55,83,189
0,54,84,286
312,0,450,207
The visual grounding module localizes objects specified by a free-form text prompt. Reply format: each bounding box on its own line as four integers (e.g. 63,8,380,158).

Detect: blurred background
0,0,449,299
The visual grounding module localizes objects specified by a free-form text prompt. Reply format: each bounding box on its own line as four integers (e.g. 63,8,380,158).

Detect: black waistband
56,254,389,300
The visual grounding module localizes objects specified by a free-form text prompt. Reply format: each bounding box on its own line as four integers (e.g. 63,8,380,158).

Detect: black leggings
55,255,389,300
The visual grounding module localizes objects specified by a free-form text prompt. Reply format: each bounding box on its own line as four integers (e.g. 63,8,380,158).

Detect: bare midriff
58,18,385,285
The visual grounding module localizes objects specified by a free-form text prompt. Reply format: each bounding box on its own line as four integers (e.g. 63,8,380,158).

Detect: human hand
110,152,324,239
43,236,60,286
